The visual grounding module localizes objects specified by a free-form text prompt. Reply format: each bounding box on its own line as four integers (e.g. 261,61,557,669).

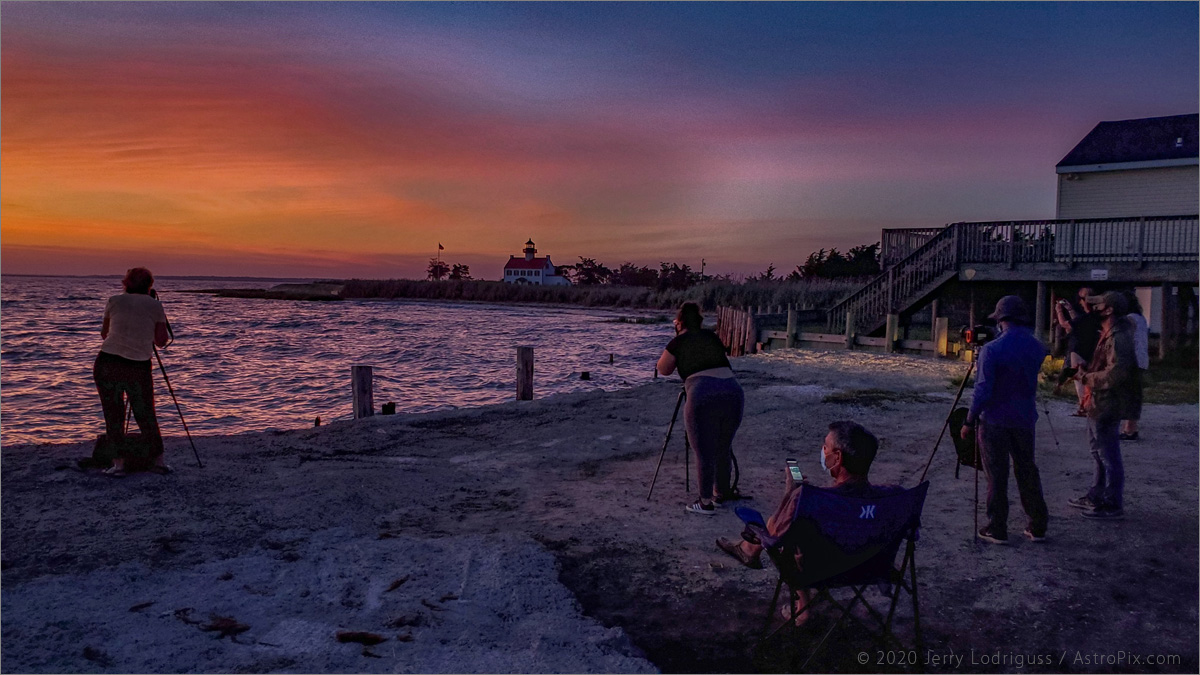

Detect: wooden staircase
827,225,959,335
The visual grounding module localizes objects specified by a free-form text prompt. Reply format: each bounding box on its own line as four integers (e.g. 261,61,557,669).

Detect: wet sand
3,350,1197,673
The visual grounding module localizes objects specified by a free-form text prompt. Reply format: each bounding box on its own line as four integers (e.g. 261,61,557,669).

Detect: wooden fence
717,305,953,358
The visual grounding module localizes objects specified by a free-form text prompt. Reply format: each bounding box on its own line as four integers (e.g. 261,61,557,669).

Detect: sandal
717,537,763,569
102,466,127,478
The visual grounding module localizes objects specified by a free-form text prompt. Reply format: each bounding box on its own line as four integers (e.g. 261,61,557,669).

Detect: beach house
502,239,571,286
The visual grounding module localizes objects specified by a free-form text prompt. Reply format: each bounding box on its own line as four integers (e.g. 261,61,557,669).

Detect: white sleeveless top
100,293,167,361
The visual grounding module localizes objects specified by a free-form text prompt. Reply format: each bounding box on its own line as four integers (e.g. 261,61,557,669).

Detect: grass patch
1143,365,1199,405
822,388,936,406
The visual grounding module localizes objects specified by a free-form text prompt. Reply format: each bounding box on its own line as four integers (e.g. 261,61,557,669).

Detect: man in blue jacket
961,296,1050,544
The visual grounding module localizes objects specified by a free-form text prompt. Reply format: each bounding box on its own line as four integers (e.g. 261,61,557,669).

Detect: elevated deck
830,215,1198,335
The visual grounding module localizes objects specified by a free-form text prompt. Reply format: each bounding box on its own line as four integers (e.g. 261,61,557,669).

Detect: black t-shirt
1069,312,1101,362
665,329,731,380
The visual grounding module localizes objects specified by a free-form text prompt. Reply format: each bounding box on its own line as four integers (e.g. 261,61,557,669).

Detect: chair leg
761,576,784,637
800,591,864,672
910,548,923,654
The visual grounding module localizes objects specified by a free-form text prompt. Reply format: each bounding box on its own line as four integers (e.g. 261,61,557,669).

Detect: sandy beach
2,350,1196,673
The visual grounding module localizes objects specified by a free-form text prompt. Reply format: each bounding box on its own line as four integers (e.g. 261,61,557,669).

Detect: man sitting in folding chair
715,421,929,665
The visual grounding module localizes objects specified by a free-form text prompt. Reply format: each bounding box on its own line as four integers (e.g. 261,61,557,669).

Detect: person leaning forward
962,295,1050,544
1070,291,1137,520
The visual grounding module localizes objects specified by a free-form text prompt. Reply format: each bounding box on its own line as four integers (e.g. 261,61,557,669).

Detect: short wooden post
351,366,374,419
934,317,949,357
785,307,798,349
845,311,856,350
885,314,899,353
516,347,534,400
930,299,940,339
744,310,757,355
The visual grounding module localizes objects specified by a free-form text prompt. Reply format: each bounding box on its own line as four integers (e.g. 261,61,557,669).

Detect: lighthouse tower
523,238,537,261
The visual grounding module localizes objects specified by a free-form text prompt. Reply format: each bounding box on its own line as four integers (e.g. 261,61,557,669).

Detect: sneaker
716,537,763,569
714,490,747,505
1119,432,1139,441
1067,495,1096,510
1069,409,1088,418
1023,528,1047,543
685,499,716,515
977,527,1008,545
1082,506,1124,520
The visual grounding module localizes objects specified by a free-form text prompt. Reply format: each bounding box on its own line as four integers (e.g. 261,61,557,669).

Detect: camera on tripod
960,324,995,346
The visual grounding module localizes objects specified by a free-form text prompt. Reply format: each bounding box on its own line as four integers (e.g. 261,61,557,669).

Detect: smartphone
786,458,803,482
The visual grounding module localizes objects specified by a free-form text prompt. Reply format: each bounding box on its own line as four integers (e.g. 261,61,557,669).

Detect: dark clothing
977,422,1049,537
1067,312,1101,362
682,375,743,500
1087,416,1124,510
666,330,732,381
93,351,163,460
1082,320,1138,422
966,325,1047,429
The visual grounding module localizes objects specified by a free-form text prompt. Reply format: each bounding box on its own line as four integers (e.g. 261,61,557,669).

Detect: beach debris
421,599,447,612
439,593,459,602
82,646,114,666
378,531,398,540
336,631,387,645
385,576,411,592
362,648,383,658
174,608,203,625
396,631,414,642
153,535,182,554
202,615,251,639
128,601,155,612
386,614,424,628
314,417,321,427
217,571,234,581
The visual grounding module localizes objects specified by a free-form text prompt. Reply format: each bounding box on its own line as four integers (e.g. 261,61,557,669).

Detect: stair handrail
827,223,960,332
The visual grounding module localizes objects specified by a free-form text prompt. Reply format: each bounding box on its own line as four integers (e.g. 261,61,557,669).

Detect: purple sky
2,2,1196,279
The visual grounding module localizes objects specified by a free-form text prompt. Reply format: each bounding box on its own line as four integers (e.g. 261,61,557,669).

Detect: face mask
819,447,828,473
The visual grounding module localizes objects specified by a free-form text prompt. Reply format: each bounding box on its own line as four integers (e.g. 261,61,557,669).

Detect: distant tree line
556,242,881,289
427,258,472,281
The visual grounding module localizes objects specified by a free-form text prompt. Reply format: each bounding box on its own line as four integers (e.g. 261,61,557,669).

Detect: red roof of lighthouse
504,257,554,270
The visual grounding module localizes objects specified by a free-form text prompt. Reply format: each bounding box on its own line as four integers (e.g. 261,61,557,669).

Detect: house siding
1056,165,1199,219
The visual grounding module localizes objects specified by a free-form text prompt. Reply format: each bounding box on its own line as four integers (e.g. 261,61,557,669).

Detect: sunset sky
2,2,1196,280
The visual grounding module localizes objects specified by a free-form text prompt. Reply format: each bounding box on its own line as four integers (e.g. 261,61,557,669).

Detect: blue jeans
1087,416,1124,509
683,376,744,500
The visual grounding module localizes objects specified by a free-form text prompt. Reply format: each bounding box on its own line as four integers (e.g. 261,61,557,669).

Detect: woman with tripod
657,303,744,514
93,267,171,477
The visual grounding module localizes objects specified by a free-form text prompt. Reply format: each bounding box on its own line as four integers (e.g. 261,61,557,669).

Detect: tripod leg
684,430,690,494
647,390,686,501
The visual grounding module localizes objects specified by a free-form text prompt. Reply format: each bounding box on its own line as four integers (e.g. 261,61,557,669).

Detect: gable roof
1057,114,1198,171
504,257,555,270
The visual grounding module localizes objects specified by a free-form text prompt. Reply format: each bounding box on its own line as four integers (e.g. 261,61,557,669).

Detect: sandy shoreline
3,350,1197,673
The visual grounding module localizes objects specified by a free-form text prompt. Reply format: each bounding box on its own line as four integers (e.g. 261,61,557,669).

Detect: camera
961,325,995,346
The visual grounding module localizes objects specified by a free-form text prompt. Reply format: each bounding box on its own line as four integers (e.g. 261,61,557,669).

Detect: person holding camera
93,267,171,477
1054,287,1100,416
657,302,743,514
1070,291,1137,520
962,296,1050,544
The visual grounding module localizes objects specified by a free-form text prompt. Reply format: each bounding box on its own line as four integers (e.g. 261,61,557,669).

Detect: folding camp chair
738,481,929,671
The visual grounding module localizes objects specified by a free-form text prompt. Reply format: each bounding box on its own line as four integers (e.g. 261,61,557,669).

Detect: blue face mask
820,448,828,473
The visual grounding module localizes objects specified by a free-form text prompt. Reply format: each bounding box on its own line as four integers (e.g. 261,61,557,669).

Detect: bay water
1,276,674,446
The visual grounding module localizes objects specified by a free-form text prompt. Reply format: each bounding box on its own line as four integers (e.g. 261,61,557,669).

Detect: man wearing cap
961,295,1050,544
1071,290,1137,520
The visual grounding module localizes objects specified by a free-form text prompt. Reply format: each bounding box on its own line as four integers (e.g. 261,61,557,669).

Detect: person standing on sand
1120,290,1149,442
656,302,744,515
1070,291,1137,520
93,267,171,477
962,296,1050,545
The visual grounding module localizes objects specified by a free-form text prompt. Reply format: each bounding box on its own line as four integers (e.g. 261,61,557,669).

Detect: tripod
150,289,204,468
645,388,742,501
647,388,690,501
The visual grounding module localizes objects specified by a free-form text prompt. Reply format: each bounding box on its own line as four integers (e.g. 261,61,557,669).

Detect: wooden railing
881,228,942,269
827,226,959,335
828,214,1198,336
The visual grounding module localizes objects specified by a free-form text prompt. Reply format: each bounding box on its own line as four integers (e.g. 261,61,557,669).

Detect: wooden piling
516,347,534,400
785,307,797,349
845,311,856,350
934,317,949,357
351,366,374,419
885,314,900,353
